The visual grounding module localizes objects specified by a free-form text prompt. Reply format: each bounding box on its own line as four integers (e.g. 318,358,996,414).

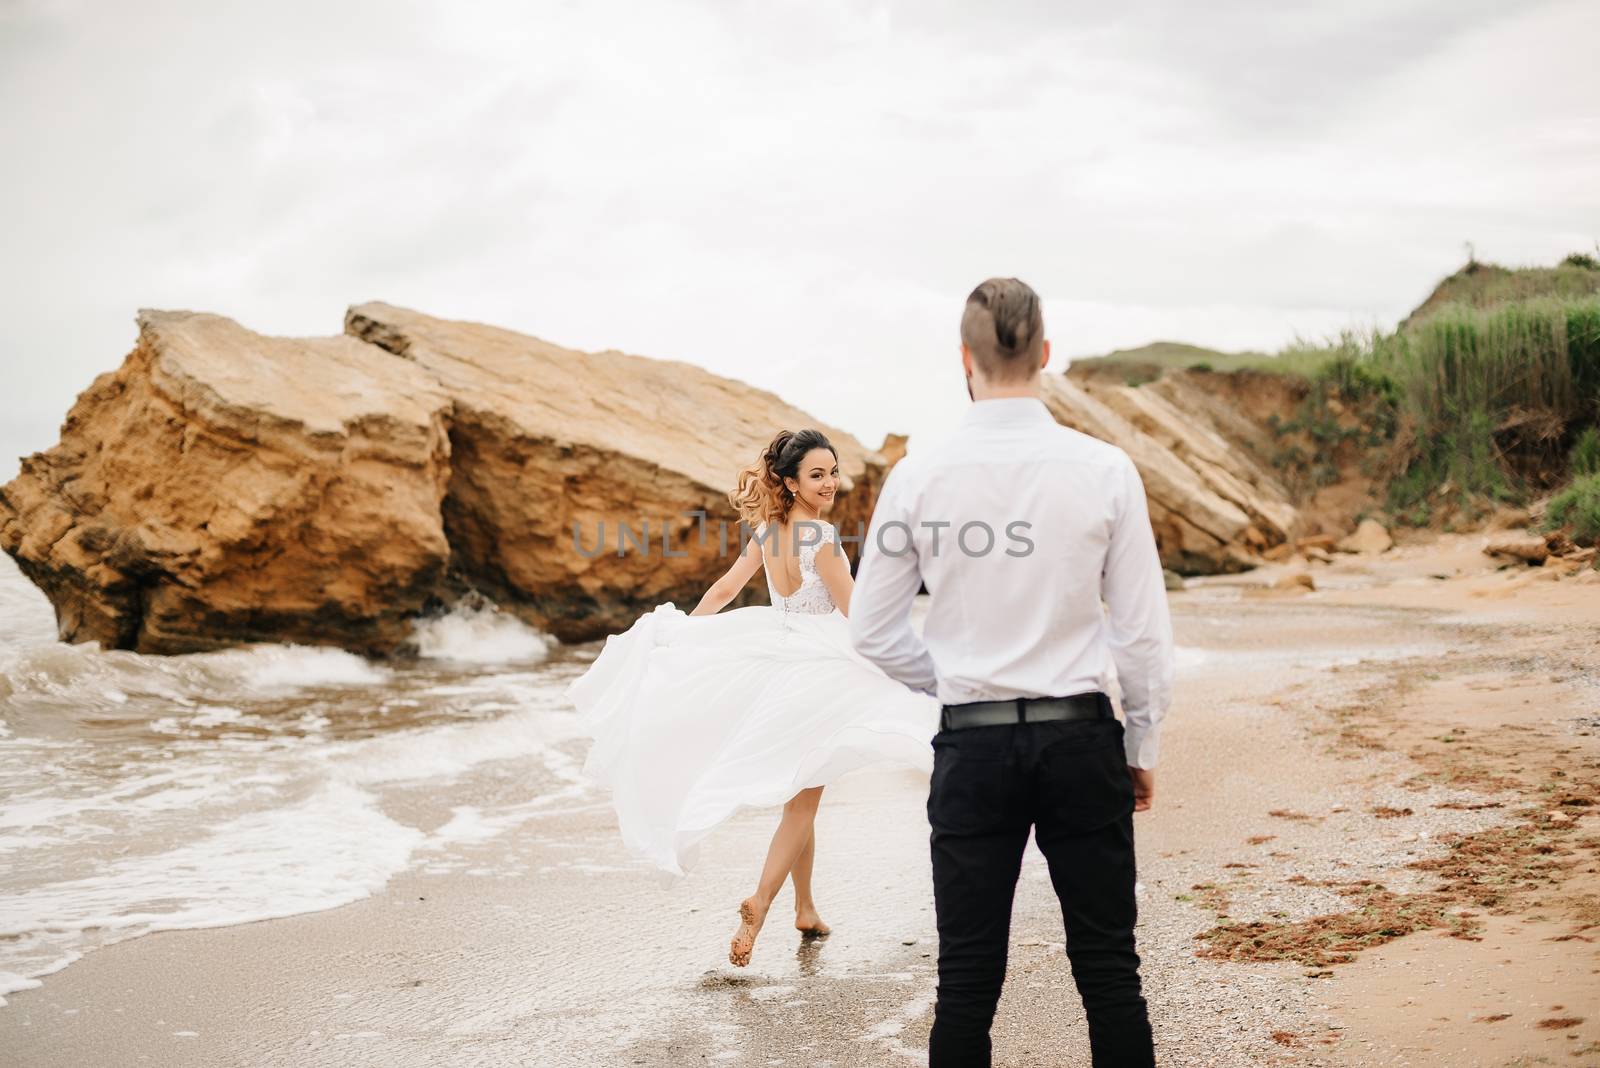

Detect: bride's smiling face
785,447,840,515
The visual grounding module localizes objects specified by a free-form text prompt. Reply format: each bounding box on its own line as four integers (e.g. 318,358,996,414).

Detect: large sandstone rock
1039,376,1298,573
1096,378,1298,541
344,302,888,642
2,305,891,654
0,311,454,654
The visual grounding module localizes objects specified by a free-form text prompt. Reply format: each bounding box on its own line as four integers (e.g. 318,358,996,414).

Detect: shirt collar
958,395,1055,428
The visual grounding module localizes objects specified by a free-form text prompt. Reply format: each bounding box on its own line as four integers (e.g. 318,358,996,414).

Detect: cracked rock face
343,302,889,644
1040,375,1298,573
0,310,455,655
0,305,890,655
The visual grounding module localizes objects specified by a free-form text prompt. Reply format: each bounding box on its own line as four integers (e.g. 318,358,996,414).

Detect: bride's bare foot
729,896,768,967
794,906,830,939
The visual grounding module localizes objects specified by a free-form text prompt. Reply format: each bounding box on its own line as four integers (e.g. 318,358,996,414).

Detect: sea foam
410,598,551,665
0,779,425,1005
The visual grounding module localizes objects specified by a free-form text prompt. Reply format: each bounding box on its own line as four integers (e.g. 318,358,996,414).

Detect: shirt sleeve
847,462,939,695
1102,452,1176,769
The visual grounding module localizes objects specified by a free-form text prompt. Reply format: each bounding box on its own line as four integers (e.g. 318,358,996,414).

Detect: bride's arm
688,527,765,616
813,532,853,617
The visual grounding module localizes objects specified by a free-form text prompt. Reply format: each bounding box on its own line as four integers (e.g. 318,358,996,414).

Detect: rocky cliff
1042,371,1302,573
343,302,889,643
1,307,890,654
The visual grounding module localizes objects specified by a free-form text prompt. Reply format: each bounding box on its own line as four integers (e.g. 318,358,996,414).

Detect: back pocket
927,738,1019,836
1032,725,1132,835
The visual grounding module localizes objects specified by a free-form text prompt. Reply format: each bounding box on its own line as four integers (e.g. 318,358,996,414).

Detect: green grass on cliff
1569,425,1600,477
1082,256,1600,527
1540,428,1600,546
1384,296,1600,513
1311,293,1600,524
1071,338,1371,387
1068,341,1277,386
1543,471,1600,545
1399,255,1600,329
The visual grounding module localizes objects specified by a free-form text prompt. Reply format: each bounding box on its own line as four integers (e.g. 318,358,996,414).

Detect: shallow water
0,555,600,1005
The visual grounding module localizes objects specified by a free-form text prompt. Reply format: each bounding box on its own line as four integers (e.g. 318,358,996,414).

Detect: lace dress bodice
759,521,839,619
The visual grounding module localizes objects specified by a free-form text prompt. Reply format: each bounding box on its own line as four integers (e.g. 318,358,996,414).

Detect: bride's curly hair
728,429,838,527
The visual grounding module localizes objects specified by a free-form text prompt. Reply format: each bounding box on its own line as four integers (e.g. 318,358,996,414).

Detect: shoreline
3,531,1598,1066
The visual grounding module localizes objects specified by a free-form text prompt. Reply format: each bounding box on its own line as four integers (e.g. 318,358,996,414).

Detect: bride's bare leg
790,828,830,937
729,786,824,966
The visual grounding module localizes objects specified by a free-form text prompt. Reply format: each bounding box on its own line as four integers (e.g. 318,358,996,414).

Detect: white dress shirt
847,395,1175,770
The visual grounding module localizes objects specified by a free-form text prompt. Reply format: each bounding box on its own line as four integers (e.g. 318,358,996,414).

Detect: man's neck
970,380,1042,402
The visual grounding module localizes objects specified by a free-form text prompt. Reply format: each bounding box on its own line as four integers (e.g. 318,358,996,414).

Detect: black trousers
926,714,1154,1067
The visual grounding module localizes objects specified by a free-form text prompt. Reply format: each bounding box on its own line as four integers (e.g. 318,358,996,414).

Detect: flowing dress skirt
564,602,939,875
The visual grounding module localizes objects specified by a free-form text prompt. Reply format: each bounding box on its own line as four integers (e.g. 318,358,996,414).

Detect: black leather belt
940,690,1113,731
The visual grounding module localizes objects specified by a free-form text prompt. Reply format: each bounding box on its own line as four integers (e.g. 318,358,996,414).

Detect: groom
849,278,1174,1067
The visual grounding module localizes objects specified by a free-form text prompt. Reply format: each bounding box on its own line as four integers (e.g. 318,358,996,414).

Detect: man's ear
961,343,973,378
1040,338,1051,373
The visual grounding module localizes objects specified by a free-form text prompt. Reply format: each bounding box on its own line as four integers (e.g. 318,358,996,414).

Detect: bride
564,428,939,967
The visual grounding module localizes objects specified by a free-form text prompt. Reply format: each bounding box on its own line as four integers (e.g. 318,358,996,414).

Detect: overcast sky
2,0,1596,481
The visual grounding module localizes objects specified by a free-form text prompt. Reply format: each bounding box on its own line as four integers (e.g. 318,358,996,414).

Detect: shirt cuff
1123,720,1160,770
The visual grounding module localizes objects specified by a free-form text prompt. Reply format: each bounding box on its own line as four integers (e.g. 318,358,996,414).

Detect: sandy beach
4,533,1597,1068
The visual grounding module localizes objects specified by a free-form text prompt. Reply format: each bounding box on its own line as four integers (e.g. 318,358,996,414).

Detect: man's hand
1128,767,1154,812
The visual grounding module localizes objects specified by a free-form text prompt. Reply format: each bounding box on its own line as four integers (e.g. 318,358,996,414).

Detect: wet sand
4,533,1597,1067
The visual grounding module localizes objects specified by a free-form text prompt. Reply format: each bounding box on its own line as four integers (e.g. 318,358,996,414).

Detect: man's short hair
961,277,1045,383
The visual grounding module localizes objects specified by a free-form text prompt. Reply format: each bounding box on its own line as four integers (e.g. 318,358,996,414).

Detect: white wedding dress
564,521,939,875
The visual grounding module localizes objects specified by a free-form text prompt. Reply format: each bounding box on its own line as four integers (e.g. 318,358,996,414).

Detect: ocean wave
0,564,580,1009
409,597,551,665
0,779,424,1005
0,640,392,722
327,699,586,786
0,759,242,833
0,556,55,651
